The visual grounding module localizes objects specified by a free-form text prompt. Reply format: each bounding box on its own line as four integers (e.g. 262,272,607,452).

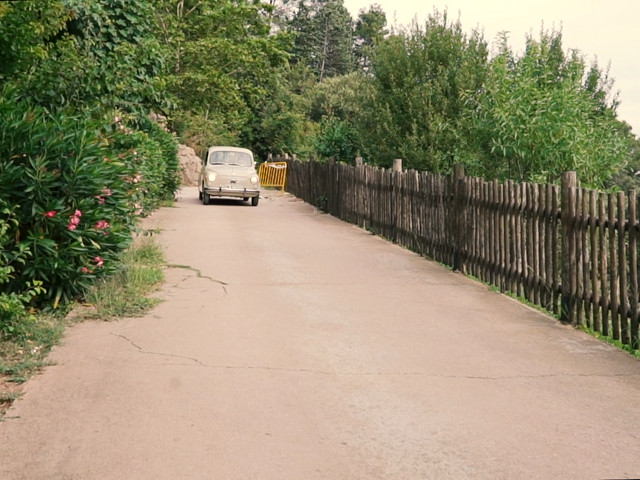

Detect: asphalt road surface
2,187,640,479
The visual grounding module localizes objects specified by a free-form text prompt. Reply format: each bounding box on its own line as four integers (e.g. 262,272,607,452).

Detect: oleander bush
0,88,178,315
0,204,44,340
112,117,181,215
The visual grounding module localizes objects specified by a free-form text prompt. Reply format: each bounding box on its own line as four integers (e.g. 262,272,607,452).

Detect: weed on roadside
80,238,165,320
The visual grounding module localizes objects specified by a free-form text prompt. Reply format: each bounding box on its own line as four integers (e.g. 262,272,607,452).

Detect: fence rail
283,158,640,350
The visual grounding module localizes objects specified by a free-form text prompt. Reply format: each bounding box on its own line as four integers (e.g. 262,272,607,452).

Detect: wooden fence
283,158,640,350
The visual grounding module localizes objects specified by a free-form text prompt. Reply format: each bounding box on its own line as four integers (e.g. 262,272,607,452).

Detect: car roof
207,146,253,156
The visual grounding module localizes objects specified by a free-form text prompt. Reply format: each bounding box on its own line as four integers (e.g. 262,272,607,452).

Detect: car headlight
207,172,217,182
250,175,259,185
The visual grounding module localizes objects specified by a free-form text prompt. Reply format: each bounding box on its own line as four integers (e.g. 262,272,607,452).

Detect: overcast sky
343,0,640,135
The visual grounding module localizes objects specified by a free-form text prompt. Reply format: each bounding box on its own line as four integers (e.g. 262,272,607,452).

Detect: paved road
2,187,640,479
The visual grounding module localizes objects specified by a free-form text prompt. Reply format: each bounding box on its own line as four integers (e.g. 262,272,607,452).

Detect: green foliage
0,206,27,287
0,88,176,306
288,0,354,81
0,284,45,341
606,126,640,191
15,0,166,115
172,112,240,159
308,72,369,121
143,119,181,197
301,72,371,162
0,0,71,83
0,93,129,304
463,30,629,187
109,116,180,214
82,238,165,320
314,117,358,162
247,75,315,158
156,0,292,153
0,205,44,341
0,0,178,323
362,12,489,171
353,5,387,72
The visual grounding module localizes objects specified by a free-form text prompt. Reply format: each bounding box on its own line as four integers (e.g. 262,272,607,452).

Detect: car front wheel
251,196,259,207
202,187,210,205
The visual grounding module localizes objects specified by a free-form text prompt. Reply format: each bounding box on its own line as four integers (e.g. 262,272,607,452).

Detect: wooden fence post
391,160,402,242
328,157,336,214
452,165,466,272
355,157,363,167
561,171,578,323
629,190,639,348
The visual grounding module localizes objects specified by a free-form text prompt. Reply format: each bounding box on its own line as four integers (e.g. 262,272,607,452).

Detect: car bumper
204,187,260,198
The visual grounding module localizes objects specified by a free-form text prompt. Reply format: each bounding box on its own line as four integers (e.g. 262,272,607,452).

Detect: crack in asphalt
111,333,205,366
111,334,639,380
166,264,228,294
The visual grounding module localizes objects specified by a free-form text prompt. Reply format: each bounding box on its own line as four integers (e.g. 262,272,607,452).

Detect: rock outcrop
178,144,201,186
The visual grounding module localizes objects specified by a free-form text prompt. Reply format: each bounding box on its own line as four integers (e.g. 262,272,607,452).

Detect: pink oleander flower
67,210,81,230
44,210,57,218
101,188,112,196
82,267,89,274
95,195,106,204
95,220,110,230
94,256,104,268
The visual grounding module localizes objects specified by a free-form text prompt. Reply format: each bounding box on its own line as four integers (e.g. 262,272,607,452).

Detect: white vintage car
198,146,260,206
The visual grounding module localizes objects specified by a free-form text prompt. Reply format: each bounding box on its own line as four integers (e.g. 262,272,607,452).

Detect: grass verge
0,237,166,419
80,237,165,320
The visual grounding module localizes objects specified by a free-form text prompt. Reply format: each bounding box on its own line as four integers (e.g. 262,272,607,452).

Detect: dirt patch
0,376,24,418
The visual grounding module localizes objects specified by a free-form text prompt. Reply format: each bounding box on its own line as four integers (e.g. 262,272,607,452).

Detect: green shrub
314,116,359,163
0,204,45,340
0,285,45,341
105,118,179,215
0,89,177,307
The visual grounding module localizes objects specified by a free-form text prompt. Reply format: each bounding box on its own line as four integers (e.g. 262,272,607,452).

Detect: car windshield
208,151,252,167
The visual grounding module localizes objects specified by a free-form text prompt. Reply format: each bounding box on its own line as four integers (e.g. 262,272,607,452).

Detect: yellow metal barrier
258,161,287,192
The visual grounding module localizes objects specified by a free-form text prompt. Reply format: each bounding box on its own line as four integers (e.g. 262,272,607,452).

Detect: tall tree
155,0,292,151
288,0,354,81
308,72,370,162
362,11,488,171
353,4,387,73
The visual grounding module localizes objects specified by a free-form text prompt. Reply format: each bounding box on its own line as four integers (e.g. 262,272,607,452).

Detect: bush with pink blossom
0,90,178,309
